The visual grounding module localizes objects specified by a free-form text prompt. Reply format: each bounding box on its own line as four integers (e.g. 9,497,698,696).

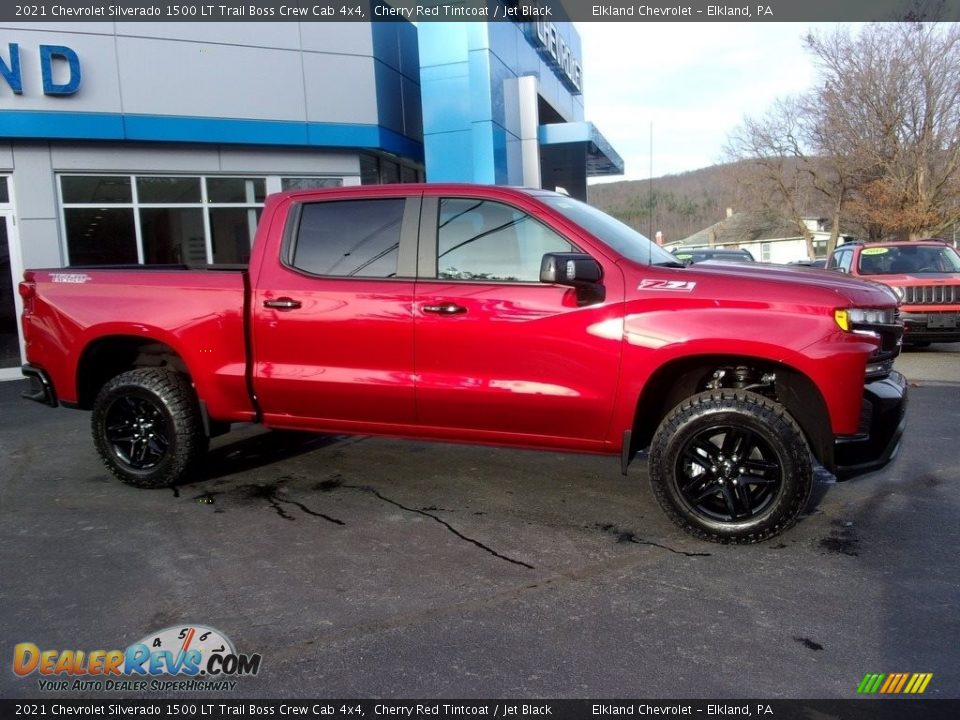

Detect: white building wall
0,23,382,127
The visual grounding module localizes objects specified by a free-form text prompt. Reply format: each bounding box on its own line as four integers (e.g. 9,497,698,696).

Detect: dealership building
0,17,621,378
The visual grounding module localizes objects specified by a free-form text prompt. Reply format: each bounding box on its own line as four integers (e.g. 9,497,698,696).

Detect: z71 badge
638,279,697,292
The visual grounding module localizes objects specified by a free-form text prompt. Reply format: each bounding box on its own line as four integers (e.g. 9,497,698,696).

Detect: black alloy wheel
649,390,813,543
103,394,171,470
676,424,782,523
92,368,207,488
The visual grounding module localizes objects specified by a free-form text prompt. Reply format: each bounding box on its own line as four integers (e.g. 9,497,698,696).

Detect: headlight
891,285,905,301
834,307,896,331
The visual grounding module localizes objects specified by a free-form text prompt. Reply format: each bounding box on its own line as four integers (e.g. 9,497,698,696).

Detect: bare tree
806,23,960,239
729,22,960,245
726,97,842,258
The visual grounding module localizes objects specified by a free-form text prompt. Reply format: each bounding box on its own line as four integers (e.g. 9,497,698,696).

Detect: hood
637,261,900,307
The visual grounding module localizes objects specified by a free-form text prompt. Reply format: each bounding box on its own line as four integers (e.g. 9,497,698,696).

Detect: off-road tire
649,390,813,544
92,368,207,488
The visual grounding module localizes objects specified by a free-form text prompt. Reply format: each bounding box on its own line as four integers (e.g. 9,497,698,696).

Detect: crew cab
827,239,960,345
20,184,908,543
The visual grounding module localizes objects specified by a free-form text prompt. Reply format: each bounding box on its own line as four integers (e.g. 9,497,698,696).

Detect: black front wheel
649,390,813,543
92,369,207,488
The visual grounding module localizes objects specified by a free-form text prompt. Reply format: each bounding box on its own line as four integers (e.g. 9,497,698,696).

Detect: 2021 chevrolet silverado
20,184,907,543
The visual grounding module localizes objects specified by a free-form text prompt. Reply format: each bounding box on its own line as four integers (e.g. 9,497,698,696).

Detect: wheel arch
630,354,834,469
76,335,191,411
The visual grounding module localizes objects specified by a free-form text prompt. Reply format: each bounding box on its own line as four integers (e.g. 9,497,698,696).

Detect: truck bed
21,266,254,421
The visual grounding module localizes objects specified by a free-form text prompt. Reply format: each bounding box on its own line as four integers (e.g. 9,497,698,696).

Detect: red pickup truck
19,184,907,543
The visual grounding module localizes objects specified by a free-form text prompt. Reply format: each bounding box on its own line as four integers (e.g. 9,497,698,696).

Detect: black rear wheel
649,390,813,543
92,368,207,488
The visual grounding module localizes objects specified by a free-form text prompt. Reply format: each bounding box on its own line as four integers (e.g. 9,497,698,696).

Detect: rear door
412,192,624,449
252,190,420,431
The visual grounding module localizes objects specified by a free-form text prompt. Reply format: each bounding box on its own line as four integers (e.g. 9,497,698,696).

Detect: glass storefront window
360,154,380,185
61,176,132,204
359,155,423,185
380,160,400,184
64,208,138,265
210,207,261,264
137,177,202,204
140,208,206,264
60,173,358,267
207,178,266,204
281,178,344,191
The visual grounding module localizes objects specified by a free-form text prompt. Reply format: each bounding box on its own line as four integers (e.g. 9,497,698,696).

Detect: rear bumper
21,364,58,407
834,371,908,479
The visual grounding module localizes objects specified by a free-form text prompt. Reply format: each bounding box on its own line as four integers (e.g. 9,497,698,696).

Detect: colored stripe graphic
857,673,885,694
858,672,932,694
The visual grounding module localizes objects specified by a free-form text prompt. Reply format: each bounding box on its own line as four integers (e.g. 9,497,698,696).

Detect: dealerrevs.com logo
13,625,261,692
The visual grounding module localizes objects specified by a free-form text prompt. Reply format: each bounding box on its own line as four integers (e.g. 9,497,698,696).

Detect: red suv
827,240,960,344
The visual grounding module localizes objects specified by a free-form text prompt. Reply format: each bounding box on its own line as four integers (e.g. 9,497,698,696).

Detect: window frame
58,173,348,267
280,195,422,281
416,195,584,284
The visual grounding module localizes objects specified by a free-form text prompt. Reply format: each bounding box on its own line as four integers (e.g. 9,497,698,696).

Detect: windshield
858,244,960,275
540,195,680,266
673,250,754,264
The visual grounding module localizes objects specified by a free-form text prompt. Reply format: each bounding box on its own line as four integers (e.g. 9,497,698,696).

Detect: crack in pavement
344,484,534,570
594,523,712,557
275,496,345,526
244,484,345,525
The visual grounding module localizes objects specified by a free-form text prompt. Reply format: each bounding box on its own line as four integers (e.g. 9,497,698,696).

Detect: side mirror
540,253,602,286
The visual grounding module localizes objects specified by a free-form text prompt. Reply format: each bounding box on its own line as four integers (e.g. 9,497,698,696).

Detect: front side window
437,198,575,282
292,198,404,278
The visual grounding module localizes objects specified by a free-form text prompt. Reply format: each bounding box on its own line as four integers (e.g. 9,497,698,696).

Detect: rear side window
292,199,404,278
437,198,575,282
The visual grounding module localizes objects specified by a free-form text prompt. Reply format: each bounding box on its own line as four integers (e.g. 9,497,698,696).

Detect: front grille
902,285,960,304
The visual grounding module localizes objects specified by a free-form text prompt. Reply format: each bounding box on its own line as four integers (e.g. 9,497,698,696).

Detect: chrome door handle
263,297,302,310
422,303,467,315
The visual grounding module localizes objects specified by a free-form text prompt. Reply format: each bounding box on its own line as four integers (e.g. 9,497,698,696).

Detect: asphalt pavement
0,345,957,700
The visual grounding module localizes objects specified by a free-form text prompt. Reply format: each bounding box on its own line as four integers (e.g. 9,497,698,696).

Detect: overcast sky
576,23,855,183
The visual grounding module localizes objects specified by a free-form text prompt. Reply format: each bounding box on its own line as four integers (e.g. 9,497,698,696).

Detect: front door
413,194,624,448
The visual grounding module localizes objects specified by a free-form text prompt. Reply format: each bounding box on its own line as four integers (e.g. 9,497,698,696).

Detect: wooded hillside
587,160,833,245
587,164,742,245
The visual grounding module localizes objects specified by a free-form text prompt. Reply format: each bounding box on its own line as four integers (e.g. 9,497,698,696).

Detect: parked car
789,259,827,269
671,248,755,265
827,240,960,344
20,184,906,543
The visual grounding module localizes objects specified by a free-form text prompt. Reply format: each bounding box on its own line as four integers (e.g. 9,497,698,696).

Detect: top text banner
4,0,960,22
